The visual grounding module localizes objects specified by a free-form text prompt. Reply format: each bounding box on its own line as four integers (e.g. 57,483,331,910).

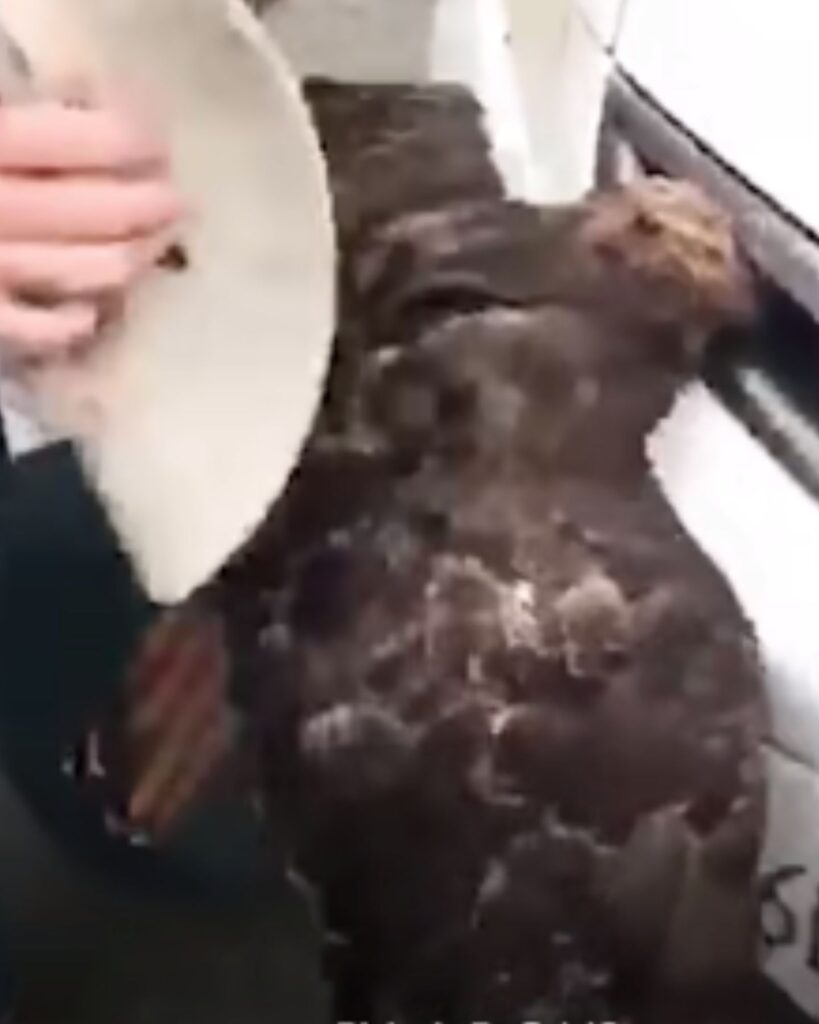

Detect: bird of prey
83,83,774,1024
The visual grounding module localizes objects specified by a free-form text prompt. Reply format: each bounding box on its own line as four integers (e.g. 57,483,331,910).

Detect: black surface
704,288,819,503
0,440,328,1023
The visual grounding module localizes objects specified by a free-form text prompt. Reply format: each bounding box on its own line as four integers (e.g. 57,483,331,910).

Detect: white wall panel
577,0,625,47
619,0,819,234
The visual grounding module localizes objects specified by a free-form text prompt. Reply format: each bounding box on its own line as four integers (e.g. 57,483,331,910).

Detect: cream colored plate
1,0,336,604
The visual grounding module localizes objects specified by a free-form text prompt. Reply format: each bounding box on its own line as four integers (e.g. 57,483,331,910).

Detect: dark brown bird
82,84,773,1024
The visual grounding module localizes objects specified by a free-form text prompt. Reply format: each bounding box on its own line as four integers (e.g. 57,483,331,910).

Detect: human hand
0,98,182,358
126,606,235,837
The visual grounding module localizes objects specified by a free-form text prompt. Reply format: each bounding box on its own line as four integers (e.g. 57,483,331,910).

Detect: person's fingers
0,296,98,354
0,174,183,243
129,614,226,736
126,609,188,701
124,607,232,832
0,233,174,299
0,102,169,172
128,665,230,826
139,719,232,836
154,724,232,835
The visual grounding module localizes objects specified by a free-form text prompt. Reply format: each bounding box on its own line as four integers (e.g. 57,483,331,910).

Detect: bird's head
572,177,756,357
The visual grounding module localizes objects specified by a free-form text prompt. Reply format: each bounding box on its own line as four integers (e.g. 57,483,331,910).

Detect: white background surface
500,0,611,200
618,0,819,236
576,0,624,46
760,746,819,1018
